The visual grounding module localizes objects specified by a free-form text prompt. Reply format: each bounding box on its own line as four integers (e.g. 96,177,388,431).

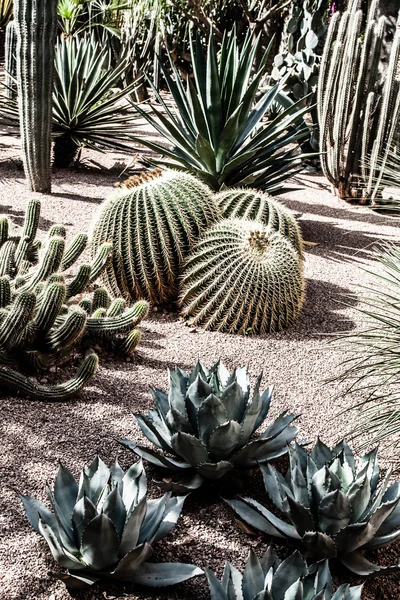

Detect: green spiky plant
90,169,220,305
131,28,311,193
120,360,299,492
216,188,304,257
0,199,149,400
333,243,400,449
179,219,305,335
206,546,363,600
14,0,58,192
225,439,400,576
318,0,400,202
19,458,203,589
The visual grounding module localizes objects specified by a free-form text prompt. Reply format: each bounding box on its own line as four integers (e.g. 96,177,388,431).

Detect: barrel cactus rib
120,360,298,492
179,219,305,335
90,170,220,304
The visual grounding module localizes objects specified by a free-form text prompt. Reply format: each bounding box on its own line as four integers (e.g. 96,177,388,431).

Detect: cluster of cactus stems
13,0,58,193
318,0,400,202
0,199,149,400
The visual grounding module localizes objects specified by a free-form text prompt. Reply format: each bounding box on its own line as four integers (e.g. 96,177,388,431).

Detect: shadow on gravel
0,203,58,230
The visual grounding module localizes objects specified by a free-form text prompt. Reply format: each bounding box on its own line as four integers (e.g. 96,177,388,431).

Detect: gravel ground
1,135,400,600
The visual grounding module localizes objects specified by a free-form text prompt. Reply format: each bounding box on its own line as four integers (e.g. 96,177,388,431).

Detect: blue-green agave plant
225,439,400,576
206,546,363,600
120,360,299,492
19,458,202,589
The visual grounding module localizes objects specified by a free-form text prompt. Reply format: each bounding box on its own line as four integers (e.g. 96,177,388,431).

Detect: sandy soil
1,133,400,600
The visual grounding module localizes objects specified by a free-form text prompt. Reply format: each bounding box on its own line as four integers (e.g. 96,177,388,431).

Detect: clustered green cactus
20,458,202,589
120,360,298,492
179,219,305,334
225,439,400,575
0,199,148,400
318,0,400,202
206,547,363,600
90,169,220,305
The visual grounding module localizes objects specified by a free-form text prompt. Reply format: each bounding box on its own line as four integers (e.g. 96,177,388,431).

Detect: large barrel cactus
14,0,58,193
179,219,305,334
0,199,149,400
90,169,220,304
19,458,202,589
216,188,304,257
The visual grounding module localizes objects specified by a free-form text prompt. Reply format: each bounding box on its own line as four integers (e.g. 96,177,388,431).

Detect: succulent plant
225,439,400,575
120,360,298,492
206,546,363,600
19,458,202,589
0,199,148,400
179,219,305,335
90,169,220,304
216,188,304,258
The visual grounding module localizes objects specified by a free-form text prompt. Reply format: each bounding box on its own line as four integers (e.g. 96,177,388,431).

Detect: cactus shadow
0,203,58,230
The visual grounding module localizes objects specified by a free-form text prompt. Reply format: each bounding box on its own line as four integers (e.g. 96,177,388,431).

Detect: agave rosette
120,361,299,492
19,458,202,589
206,546,362,600
226,439,400,575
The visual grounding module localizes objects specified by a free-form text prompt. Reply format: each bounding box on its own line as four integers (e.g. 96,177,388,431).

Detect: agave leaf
101,487,126,540
231,437,290,469
151,387,170,421
374,502,400,536
80,514,119,571
155,472,204,494
110,459,124,492
168,367,188,416
171,431,209,466
286,496,315,535
358,448,379,493
242,550,265,600
313,559,332,596
53,570,100,589
260,463,291,512
122,461,146,515
225,562,244,600
364,527,400,549
220,380,247,422
197,395,229,445
291,465,309,507
133,561,204,586
54,463,78,525
121,441,191,471
134,411,173,452
45,484,76,553
302,531,336,558
340,550,400,576
139,494,169,544
154,494,186,542
242,496,302,539
84,456,110,505
240,374,263,440
253,387,274,433
186,374,214,433
111,542,153,580
224,497,287,538
208,421,242,460
260,545,281,574
318,489,352,535
361,468,392,522
347,475,371,523
329,457,354,492
311,467,341,508
38,518,82,570
283,580,304,600
259,411,298,441
310,439,334,469
166,405,192,433
72,495,97,546
335,521,374,555
271,551,307,598
19,493,57,535
198,461,234,480
205,567,229,600
332,440,355,472
332,584,363,600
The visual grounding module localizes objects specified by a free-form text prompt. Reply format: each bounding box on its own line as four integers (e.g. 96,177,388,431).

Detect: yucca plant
120,360,299,492
19,458,202,589
225,439,400,575
206,546,363,600
131,28,311,193
333,243,400,449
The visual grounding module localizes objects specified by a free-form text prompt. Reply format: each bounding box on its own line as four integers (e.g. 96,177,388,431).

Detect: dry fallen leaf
303,240,319,247
234,518,257,536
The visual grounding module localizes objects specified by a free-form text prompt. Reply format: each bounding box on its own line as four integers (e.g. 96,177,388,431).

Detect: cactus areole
14,0,58,193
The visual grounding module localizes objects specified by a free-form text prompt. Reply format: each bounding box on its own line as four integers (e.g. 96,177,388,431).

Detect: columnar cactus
179,219,305,334
216,188,304,257
90,169,220,304
318,0,400,202
5,20,17,100
0,199,149,400
14,0,58,192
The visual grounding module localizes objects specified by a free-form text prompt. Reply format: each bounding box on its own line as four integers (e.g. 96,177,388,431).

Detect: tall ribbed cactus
91,170,220,304
216,188,304,257
14,0,58,193
5,20,17,100
318,0,400,202
0,199,149,400
179,219,305,335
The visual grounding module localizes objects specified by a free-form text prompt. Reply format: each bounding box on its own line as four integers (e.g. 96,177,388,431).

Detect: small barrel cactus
120,360,298,492
90,169,220,304
216,188,304,257
225,439,400,575
179,219,305,335
206,546,362,600
19,458,203,589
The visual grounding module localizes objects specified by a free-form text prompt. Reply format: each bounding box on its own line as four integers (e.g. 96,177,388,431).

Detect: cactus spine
179,219,305,335
14,0,58,193
5,20,17,100
91,170,220,304
318,0,400,202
